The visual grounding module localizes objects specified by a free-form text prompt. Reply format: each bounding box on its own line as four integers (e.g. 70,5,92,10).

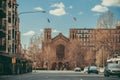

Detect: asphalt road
0,71,120,80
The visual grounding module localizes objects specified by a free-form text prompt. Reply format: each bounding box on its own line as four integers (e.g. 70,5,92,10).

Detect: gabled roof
52,33,69,42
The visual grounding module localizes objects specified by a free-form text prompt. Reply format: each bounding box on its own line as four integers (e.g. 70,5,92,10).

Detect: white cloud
52,29,60,33
34,7,44,11
102,0,120,7
49,2,66,16
91,5,108,12
49,8,66,16
51,2,65,8
23,31,35,36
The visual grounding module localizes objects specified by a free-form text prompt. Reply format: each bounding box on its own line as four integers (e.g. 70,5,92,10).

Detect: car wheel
104,73,109,77
106,73,110,77
104,74,106,77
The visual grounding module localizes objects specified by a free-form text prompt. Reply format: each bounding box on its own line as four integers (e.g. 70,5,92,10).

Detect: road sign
12,57,16,64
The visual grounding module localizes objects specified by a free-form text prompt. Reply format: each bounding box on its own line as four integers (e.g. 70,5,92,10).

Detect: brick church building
42,28,72,70
42,27,120,70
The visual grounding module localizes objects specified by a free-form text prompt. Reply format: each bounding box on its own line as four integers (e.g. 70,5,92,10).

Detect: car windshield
84,67,88,69
109,64,120,68
75,67,80,69
89,66,97,70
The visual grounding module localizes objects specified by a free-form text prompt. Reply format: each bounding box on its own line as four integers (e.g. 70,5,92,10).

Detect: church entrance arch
51,62,57,70
58,62,63,70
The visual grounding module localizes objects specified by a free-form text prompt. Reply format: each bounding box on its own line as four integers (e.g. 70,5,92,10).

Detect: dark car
88,66,99,74
104,63,120,77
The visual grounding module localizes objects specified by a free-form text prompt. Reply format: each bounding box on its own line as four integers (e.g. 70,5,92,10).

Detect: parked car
83,67,88,73
74,67,81,72
88,66,99,74
104,63,120,77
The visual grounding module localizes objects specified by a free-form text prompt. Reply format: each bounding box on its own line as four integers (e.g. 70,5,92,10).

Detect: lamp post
101,41,105,68
18,10,46,16
18,10,46,73
102,44,104,68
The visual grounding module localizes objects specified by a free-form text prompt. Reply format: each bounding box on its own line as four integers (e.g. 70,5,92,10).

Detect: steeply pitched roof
52,33,69,42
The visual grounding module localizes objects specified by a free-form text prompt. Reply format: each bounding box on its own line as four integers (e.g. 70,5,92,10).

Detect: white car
83,67,88,73
74,67,81,72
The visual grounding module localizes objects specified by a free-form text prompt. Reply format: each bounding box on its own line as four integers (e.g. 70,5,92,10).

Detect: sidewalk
32,70,75,73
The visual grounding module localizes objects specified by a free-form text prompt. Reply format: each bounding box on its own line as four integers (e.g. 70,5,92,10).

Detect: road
0,71,120,80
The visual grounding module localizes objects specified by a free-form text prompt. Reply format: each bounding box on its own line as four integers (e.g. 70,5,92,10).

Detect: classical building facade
42,26,120,70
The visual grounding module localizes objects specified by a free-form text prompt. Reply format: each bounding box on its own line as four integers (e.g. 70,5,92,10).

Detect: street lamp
18,10,46,72
30,35,37,72
18,10,46,15
100,41,105,68
18,10,46,53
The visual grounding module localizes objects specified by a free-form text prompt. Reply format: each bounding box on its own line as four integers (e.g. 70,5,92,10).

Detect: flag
73,17,77,21
47,18,50,23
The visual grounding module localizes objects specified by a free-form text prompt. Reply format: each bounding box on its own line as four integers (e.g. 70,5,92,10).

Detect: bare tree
97,11,115,29
27,34,44,68
90,11,119,67
69,40,87,69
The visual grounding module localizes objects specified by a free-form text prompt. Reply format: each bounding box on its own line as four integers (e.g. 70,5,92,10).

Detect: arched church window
56,44,65,58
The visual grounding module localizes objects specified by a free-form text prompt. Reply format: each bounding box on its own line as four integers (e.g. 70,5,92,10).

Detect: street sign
12,57,16,64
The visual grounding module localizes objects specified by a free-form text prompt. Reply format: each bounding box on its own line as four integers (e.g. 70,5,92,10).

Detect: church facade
42,28,71,70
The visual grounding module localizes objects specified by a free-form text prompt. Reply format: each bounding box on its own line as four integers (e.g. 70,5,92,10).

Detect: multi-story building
0,0,20,55
0,0,32,75
42,25,120,70
0,0,6,53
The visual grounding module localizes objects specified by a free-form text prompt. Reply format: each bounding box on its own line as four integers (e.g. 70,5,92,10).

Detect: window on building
8,11,11,17
8,0,11,8
12,29,15,39
12,43,15,53
12,14,15,24
72,34,74,39
56,44,65,59
2,38,5,46
8,17,11,23
3,19,6,30
8,45,11,52
8,30,11,40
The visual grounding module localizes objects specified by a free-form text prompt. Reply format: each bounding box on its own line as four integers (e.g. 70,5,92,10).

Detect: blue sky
17,0,120,48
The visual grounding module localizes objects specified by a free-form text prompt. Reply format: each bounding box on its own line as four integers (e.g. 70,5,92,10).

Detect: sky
17,0,120,49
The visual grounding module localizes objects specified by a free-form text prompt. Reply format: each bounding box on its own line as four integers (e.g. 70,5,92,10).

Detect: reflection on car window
109,64,120,68
89,66,97,70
